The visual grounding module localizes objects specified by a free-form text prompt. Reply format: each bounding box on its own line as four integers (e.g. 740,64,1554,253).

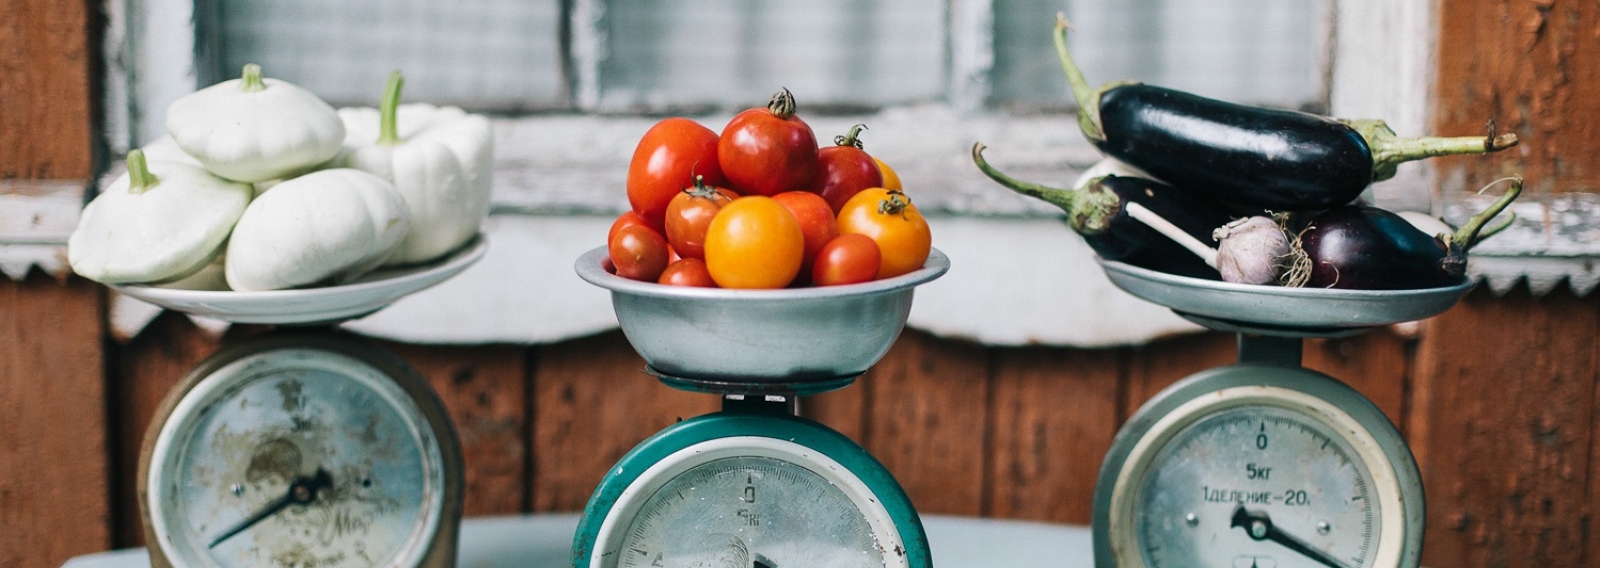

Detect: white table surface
62,513,1093,567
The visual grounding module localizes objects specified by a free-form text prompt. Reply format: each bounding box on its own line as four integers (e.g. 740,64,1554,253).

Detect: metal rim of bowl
575,246,950,300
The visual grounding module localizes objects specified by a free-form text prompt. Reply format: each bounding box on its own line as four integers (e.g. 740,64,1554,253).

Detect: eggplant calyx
1344,118,1521,182
239,64,267,93
377,70,405,146
125,149,160,195
970,142,1117,234
767,88,798,119
834,124,868,149
1053,13,1114,143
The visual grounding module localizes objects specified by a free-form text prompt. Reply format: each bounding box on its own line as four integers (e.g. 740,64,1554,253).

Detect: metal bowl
576,247,949,384
1098,258,1474,334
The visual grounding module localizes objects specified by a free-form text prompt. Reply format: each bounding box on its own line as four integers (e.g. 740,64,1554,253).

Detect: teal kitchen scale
571,246,950,568
1091,258,1474,568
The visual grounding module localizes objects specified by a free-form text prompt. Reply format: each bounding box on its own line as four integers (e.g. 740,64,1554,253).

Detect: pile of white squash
69,64,492,292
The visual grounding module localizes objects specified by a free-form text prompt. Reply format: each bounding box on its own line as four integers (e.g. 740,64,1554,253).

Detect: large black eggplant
1053,15,1517,211
972,143,1234,280
1297,177,1521,289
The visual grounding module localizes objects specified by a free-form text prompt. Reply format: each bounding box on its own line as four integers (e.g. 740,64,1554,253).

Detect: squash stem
971,142,1118,234
1345,119,1520,182
378,70,405,146
125,150,159,194
1053,14,1105,142
240,64,266,92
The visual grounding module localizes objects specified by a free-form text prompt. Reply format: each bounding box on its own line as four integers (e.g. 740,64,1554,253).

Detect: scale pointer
1230,505,1354,568
208,468,333,548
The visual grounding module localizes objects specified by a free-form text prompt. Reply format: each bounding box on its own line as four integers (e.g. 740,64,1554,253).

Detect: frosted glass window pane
598,1,945,112
218,0,566,111
992,0,1321,110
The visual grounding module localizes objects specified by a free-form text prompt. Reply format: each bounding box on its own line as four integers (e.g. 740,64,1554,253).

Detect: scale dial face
589,435,914,568
143,343,450,568
1097,366,1423,568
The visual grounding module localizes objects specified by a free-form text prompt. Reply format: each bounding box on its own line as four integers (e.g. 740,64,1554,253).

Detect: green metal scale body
571,395,931,568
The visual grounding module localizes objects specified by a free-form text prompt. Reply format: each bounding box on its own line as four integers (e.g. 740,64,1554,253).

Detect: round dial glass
149,349,444,568
1136,405,1379,568
616,455,889,568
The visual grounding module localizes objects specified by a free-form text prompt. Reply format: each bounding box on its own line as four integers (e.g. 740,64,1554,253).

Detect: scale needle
208,468,333,548
1231,505,1353,568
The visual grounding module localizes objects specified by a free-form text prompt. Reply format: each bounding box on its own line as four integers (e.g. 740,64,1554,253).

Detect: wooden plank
529,330,719,512
381,341,528,516
1434,0,1600,193
1303,329,1409,429
800,380,867,443
1122,331,1236,421
986,345,1120,523
861,330,990,516
0,275,109,566
1410,288,1597,568
0,0,96,179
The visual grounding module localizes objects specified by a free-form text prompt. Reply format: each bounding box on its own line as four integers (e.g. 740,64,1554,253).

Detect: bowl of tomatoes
577,246,948,383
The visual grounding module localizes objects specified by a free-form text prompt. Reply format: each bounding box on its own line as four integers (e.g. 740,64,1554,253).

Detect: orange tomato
836,188,931,279
872,157,902,191
704,196,805,289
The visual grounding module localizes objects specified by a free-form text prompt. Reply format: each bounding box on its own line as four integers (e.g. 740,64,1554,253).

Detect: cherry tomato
872,156,902,190
771,191,839,282
837,188,932,279
609,224,669,282
812,234,881,286
658,258,717,287
663,177,737,260
608,211,652,245
704,196,805,289
812,124,884,213
628,118,726,231
717,89,818,197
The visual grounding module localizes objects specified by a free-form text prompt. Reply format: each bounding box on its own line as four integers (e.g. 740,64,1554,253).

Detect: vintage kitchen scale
1090,258,1474,568
111,236,487,568
569,246,950,568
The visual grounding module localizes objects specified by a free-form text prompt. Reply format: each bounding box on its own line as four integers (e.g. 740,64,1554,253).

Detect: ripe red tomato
704,196,805,289
837,188,932,279
609,224,669,282
663,178,738,260
812,234,881,286
608,211,652,245
812,124,884,213
771,191,838,281
628,118,726,231
658,258,717,287
717,89,819,197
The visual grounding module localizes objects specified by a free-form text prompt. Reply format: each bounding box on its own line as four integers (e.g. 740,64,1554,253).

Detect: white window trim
8,0,1586,345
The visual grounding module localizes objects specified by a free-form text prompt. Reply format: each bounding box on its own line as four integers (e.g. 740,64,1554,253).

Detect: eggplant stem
971,142,1117,233
1053,14,1106,142
1344,119,1521,182
1450,176,1523,250
240,64,266,92
378,70,405,146
1125,202,1219,268
125,149,159,194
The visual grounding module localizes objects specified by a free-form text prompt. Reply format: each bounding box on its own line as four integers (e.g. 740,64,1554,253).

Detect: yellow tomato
872,157,902,190
704,196,805,289
837,188,931,279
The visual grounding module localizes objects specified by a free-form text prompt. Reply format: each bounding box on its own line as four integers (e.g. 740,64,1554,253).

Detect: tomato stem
835,124,868,149
378,70,405,146
240,63,266,93
877,189,913,218
767,88,798,119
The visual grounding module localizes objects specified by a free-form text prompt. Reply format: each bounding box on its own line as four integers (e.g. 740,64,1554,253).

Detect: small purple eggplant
1295,177,1521,289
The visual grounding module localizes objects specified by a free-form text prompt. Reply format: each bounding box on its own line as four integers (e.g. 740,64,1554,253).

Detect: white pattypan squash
139,135,204,168
339,71,493,266
167,64,345,183
224,168,410,291
69,150,253,284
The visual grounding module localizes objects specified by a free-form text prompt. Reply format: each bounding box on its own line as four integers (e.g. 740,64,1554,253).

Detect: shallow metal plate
576,247,949,383
1098,258,1474,331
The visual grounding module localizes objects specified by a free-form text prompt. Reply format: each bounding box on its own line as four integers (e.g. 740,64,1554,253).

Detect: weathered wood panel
1411,288,1598,568
529,330,719,512
1304,330,1410,428
985,345,1120,523
0,0,96,179
0,275,109,566
382,341,528,516
861,330,990,516
1122,332,1236,419
1435,0,1600,193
